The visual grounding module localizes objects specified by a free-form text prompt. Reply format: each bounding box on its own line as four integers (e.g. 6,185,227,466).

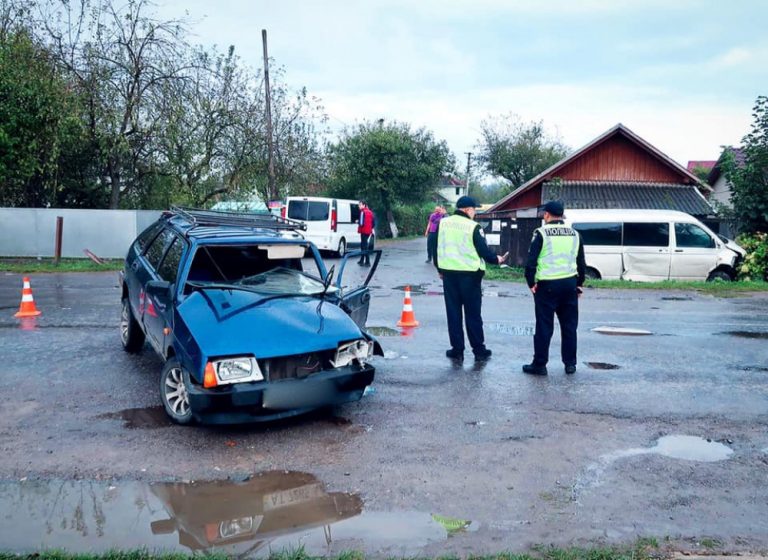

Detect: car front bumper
186,363,375,424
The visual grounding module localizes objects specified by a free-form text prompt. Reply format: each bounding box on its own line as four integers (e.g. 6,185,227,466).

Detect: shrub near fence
736,232,768,281
375,203,443,238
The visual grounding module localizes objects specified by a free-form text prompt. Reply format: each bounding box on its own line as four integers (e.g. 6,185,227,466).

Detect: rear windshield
287,200,329,221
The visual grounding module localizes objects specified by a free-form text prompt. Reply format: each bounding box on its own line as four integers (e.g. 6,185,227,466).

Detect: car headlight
331,340,373,368
207,357,264,386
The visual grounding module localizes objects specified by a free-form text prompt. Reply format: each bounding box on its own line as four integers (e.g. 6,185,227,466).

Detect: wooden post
54,216,63,266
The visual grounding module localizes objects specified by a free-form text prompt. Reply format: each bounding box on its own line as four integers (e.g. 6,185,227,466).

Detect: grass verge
0,258,123,273
0,541,668,560
484,265,768,294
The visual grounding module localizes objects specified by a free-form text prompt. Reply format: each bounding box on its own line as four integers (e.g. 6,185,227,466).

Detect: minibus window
675,223,715,248
287,201,308,220
624,222,669,247
306,201,330,221
572,222,621,245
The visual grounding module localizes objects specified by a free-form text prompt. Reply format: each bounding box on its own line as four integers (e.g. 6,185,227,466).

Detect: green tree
0,28,78,207
476,114,569,190
327,121,454,237
724,96,768,234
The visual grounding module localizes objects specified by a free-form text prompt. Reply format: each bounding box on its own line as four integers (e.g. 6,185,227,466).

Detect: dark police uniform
524,214,586,374
434,201,499,361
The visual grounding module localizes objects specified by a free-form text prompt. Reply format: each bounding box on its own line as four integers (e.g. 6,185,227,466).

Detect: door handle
674,249,683,253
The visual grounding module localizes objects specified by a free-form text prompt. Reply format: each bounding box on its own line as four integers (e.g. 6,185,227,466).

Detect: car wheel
160,358,194,425
337,238,346,258
707,270,732,282
120,298,145,353
585,267,601,280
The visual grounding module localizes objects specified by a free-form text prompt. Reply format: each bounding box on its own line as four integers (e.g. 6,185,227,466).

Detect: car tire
160,358,194,425
707,270,732,282
336,238,346,258
585,267,601,280
120,298,145,353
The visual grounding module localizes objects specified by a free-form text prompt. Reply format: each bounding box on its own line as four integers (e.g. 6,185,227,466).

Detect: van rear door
670,222,719,280
622,222,671,281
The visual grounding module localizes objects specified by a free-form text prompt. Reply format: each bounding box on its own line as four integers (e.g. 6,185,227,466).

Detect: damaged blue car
119,207,382,425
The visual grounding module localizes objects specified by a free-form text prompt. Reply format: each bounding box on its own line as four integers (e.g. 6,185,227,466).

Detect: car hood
176,289,364,358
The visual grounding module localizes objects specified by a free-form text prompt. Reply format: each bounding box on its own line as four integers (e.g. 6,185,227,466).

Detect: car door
125,222,163,318
621,222,671,281
670,222,718,280
141,229,183,352
334,250,382,328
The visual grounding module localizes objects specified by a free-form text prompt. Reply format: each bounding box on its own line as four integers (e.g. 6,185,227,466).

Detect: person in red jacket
357,200,375,266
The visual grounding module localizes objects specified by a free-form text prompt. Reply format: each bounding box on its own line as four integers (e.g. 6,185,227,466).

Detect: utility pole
262,29,277,201
464,152,472,196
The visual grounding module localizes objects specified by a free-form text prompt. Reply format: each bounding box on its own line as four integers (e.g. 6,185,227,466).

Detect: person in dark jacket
523,200,586,375
435,196,507,361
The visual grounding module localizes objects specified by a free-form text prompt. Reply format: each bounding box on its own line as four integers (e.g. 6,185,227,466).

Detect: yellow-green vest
437,214,486,272
535,223,579,281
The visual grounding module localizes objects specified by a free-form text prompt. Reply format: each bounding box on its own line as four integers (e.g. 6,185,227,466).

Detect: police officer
523,200,586,375
435,196,507,361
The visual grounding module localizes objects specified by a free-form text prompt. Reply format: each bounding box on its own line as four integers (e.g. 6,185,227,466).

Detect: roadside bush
736,231,768,281
375,203,441,238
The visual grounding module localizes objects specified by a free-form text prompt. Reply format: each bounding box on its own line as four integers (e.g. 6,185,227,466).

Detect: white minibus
562,209,744,282
284,197,371,257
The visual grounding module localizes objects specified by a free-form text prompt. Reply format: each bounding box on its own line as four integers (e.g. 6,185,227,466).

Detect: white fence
0,208,162,259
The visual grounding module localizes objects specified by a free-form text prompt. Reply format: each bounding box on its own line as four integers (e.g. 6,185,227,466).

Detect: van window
675,223,715,249
287,200,329,221
624,222,669,247
350,205,361,225
572,222,622,246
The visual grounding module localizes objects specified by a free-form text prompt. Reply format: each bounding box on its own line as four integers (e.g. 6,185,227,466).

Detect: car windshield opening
237,267,336,296
185,244,326,294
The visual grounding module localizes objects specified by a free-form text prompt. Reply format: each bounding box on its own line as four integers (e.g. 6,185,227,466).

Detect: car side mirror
146,279,172,298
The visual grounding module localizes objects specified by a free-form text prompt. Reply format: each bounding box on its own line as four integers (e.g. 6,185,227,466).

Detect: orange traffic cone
14,277,42,318
396,285,419,327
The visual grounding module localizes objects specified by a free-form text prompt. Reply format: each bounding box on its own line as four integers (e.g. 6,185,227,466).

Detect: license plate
263,483,325,511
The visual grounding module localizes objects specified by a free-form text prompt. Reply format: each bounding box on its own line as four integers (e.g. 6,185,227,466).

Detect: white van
562,209,744,282
284,197,370,256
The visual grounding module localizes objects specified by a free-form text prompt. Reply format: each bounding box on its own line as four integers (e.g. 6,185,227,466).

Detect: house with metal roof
479,124,717,265
486,123,713,218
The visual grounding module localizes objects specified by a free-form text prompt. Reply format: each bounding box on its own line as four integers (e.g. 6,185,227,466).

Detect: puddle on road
574,435,733,498
393,284,430,295
741,365,768,373
98,407,172,429
661,296,693,301
592,326,653,336
586,362,620,370
367,326,401,336
487,323,535,336
720,330,768,340
0,472,475,556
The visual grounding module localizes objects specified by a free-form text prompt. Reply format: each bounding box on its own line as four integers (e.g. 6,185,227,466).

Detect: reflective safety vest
535,223,579,281
437,214,486,272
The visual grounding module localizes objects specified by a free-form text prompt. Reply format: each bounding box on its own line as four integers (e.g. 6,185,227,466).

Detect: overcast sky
157,0,767,170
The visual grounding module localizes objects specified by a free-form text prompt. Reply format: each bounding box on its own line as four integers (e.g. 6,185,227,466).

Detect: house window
572,222,622,246
455,187,461,196
624,222,669,247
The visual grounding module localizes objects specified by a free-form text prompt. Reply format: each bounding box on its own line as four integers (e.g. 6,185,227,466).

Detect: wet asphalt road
0,237,767,557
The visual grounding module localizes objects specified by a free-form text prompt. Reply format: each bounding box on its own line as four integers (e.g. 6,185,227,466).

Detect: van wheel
707,270,732,282
585,267,601,280
336,238,346,257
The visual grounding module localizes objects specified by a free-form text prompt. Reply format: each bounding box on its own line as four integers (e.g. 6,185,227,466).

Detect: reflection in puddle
586,362,620,370
0,472,469,556
487,323,534,336
720,331,768,340
592,326,653,336
574,435,733,498
742,365,768,373
393,284,429,294
98,407,172,429
366,326,400,337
